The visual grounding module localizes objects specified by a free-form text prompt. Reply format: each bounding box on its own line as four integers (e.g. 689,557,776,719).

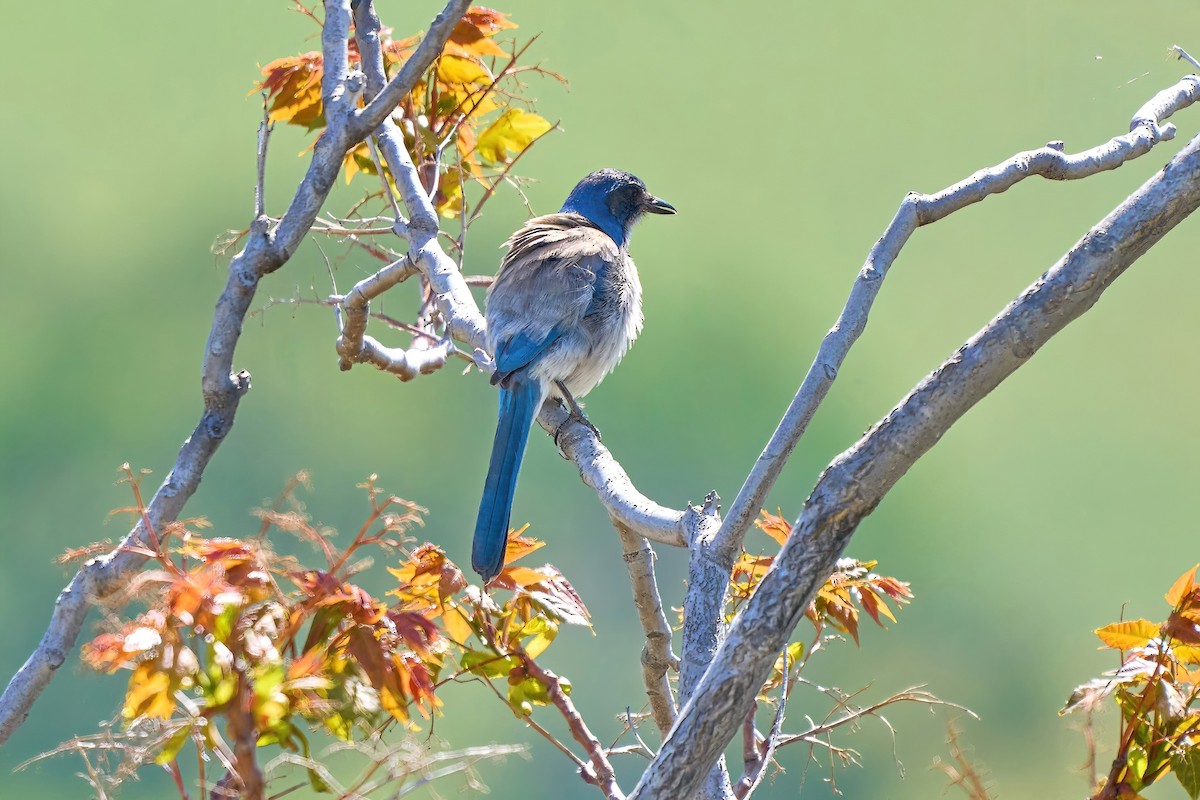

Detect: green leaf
460,649,520,679
323,711,352,741
1174,749,1200,800
252,664,286,698
213,604,240,643
1127,744,1148,790
508,674,569,708
153,725,192,766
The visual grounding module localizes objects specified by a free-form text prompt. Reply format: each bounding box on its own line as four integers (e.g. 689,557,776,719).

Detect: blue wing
491,325,566,385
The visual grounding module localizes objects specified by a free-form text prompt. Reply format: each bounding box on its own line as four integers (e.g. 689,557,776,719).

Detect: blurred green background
2,1,1199,797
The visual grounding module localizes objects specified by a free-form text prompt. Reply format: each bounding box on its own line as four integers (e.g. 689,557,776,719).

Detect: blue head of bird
559,169,675,248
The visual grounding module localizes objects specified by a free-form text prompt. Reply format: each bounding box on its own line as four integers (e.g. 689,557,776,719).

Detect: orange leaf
256,52,325,129
500,529,540,564
82,633,134,673
436,53,491,87
442,603,474,645
754,510,791,546
824,596,860,645
501,565,557,587
462,6,518,34
1166,564,1200,607
1095,619,1161,651
1173,644,1200,666
859,586,897,626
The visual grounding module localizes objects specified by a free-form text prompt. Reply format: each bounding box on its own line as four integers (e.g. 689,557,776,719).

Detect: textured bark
628,129,1200,800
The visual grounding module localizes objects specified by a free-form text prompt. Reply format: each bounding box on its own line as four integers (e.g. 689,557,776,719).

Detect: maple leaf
1164,611,1200,646
257,52,325,129
446,7,516,58
386,609,441,658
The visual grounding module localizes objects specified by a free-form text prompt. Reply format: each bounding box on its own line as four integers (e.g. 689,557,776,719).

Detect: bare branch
1172,45,1200,72
776,687,975,748
522,657,625,800
547,403,690,547
331,251,461,380
710,74,1200,561
732,651,788,799
629,108,1200,800
353,0,485,350
614,521,679,736
254,102,273,219
350,0,473,150
674,493,736,798
932,721,994,800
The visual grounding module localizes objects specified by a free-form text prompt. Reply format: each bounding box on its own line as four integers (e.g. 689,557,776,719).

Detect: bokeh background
2,1,1199,797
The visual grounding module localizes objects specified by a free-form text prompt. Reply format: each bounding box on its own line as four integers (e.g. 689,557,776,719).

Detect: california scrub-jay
472,169,675,582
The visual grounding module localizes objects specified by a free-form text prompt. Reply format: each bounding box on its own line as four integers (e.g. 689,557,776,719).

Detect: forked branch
630,85,1200,800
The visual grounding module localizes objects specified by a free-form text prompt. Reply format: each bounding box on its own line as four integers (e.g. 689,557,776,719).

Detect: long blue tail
473,376,541,582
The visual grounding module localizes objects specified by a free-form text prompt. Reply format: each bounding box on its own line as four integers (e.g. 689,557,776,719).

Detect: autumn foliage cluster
257,4,557,220
1063,564,1200,800
74,472,595,794
52,466,918,798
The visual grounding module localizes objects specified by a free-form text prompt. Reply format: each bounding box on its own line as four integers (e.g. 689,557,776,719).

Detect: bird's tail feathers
472,377,541,582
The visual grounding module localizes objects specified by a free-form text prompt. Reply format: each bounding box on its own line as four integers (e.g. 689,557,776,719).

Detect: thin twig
1172,45,1200,72
366,134,406,222
255,97,273,219
522,656,625,800
776,688,975,748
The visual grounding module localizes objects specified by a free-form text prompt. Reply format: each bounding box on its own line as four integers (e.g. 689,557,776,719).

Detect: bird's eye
607,185,638,217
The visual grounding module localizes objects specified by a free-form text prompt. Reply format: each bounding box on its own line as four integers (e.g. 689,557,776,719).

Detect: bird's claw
553,396,602,451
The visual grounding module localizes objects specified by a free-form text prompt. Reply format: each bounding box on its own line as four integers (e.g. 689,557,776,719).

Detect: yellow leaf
434,172,464,219
443,604,473,645
1095,619,1161,651
123,662,175,720
475,109,552,164
436,54,491,87
1167,564,1200,607
1175,644,1200,665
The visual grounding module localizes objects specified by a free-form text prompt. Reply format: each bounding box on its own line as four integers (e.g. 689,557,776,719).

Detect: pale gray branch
332,253,458,380
0,0,468,750
352,0,485,355
629,123,1200,800
614,521,679,736
544,403,689,546
677,493,735,800
711,74,1200,561
349,0,472,151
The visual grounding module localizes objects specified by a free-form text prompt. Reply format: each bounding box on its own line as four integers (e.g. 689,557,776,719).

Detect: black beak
643,194,676,215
